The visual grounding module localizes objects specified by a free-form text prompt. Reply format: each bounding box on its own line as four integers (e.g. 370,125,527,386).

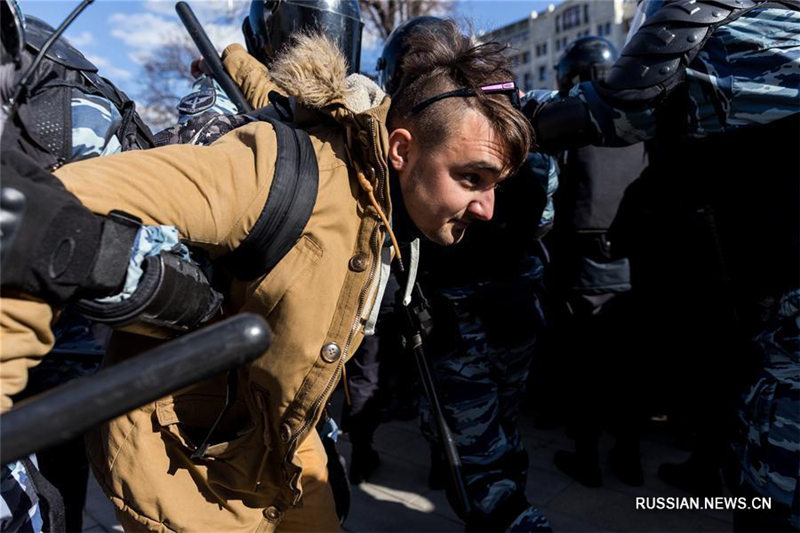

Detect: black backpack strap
217,116,319,281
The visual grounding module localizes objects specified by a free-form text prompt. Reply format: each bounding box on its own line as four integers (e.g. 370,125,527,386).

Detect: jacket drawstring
356,170,403,267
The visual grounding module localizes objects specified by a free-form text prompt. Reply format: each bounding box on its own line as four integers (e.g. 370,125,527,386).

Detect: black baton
175,1,253,114
398,279,472,520
0,313,270,464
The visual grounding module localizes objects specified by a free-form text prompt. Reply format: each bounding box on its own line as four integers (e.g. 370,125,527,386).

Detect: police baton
0,313,270,464
396,278,472,520
175,1,253,114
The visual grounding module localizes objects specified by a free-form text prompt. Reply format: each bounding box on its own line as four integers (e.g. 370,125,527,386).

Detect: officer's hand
190,57,212,78
521,96,541,124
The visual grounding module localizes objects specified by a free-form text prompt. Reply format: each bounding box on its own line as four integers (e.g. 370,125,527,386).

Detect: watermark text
635,496,772,511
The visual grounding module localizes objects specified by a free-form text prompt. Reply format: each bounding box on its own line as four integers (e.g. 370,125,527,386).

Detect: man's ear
388,128,412,172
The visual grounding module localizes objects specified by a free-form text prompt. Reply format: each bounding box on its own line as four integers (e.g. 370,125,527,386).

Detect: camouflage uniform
176,74,239,124
419,153,557,532
530,2,799,523
526,6,800,142
734,288,800,529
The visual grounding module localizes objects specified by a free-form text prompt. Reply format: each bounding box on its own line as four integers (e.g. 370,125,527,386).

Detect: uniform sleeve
0,295,55,412
222,43,278,109
524,87,657,147
575,82,658,146
177,75,240,123
54,120,278,256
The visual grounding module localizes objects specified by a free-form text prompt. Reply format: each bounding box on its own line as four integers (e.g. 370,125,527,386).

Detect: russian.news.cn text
635,497,772,511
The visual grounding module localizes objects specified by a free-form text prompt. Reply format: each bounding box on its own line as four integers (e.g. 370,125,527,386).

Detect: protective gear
74,250,223,338
23,15,95,72
375,16,446,95
0,0,24,67
3,16,154,170
0,184,25,268
243,0,362,74
0,149,135,304
527,95,596,154
556,36,618,95
598,0,783,108
625,0,666,42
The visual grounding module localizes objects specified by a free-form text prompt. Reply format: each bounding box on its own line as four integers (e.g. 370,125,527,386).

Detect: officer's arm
222,43,278,109
55,120,278,254
525,84,657,153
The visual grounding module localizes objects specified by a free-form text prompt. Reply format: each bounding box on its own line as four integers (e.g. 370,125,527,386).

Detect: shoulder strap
216,115,319,281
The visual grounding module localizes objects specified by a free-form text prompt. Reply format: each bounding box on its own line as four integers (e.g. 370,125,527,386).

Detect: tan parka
1,35,395,531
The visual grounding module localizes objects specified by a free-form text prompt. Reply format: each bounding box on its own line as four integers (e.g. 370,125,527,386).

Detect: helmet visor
262,0,363,73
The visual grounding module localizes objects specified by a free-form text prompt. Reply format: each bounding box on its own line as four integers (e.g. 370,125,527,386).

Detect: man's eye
462,174,481,186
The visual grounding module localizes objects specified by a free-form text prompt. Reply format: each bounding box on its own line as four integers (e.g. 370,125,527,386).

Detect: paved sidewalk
82,406,735,532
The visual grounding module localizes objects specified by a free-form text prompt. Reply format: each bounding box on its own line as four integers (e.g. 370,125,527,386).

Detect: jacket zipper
369,117,387,209
283,117,386,499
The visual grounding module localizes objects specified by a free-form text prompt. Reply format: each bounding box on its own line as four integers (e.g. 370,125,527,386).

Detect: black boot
349,442,380,484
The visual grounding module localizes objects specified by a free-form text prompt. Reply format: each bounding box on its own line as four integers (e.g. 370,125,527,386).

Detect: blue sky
19,0,561,99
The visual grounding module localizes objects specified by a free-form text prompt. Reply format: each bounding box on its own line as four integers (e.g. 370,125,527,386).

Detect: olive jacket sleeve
222,43,278,109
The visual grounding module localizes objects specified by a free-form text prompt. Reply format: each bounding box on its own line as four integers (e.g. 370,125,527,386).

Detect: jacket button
264,506,282,521
279,423,292,442
349,253,369,272
320,342,341,363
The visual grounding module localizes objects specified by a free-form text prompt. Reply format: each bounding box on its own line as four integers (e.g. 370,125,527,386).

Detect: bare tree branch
359,0,454,44
132,3,247,130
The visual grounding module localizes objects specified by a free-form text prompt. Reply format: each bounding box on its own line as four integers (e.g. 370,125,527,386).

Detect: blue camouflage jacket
527,4,800,145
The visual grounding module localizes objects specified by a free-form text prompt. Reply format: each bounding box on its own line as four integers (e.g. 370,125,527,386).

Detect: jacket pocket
155,391,274,499
155,391,263,460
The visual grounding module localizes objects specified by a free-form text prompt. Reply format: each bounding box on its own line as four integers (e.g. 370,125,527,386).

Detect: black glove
526,95,597,154
0,149,138,303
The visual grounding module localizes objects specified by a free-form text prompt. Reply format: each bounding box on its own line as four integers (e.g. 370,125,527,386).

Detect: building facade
480,0,638,91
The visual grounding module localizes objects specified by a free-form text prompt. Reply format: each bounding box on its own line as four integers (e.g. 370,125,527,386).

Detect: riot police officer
547,35,649,489
525,1,799,529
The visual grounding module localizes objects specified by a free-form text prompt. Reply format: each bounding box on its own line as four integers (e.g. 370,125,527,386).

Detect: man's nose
467,189,494,221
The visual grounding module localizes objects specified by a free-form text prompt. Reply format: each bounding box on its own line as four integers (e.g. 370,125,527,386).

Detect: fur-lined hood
269,33,385,115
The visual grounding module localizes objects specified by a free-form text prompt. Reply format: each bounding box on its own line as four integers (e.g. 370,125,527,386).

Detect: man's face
390,108,509,246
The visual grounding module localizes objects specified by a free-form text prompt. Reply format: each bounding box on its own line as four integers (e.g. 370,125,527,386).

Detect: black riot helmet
556,36,618,95
375,16,448,96
1,0,25,67
243,0,363,74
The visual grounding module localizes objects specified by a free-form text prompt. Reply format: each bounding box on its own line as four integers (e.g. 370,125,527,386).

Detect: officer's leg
422,318,530,531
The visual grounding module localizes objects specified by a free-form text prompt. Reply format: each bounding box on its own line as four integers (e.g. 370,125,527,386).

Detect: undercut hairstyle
387,20,533,175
